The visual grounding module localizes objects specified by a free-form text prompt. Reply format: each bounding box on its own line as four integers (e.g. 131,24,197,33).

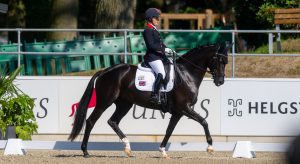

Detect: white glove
164,47,173,54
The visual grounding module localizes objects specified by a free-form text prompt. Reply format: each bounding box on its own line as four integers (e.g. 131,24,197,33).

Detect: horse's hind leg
107,98,133,157
81,105,106,157
182,107,214,153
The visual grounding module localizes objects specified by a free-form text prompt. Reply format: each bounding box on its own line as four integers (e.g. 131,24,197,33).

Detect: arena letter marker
4,139,26,155
232,141,256,158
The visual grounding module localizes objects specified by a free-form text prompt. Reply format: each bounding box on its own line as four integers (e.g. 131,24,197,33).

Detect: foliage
233,0,300,48
254,44,269,54
256,0,300,27
251,38,300,53
0,66,38,140
180,7,198,13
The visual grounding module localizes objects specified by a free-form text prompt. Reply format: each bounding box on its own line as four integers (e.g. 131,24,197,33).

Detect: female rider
143,8,173,104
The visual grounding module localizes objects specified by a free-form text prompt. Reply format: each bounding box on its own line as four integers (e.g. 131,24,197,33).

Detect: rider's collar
147,23,157,30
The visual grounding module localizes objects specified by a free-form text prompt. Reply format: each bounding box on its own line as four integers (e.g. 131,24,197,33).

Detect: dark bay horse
69,44,230,158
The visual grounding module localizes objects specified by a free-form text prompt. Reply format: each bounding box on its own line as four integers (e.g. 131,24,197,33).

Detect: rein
177,55,212,74
171,51,212,87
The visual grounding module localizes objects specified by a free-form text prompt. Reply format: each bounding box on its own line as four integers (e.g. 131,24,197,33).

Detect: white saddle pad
135,64,174,92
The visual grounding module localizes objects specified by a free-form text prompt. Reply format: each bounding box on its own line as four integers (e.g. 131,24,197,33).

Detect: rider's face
152,17,160,26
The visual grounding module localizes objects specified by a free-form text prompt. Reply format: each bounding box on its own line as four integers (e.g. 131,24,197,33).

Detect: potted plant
0,66,38,140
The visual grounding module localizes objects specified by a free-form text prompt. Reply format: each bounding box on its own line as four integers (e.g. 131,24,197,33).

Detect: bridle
171,50,227,87
175,51,228,75
209,53,228,78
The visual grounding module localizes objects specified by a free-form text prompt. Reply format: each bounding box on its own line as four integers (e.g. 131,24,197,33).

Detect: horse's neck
176,47,214,87
176,63,206,88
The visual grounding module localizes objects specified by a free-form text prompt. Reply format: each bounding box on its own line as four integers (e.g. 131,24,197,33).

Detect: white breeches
148,60,166,79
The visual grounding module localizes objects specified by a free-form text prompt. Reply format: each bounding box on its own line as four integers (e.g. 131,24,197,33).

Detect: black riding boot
150,73,163,104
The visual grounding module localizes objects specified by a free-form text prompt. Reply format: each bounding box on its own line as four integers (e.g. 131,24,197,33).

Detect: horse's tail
68,71,102,141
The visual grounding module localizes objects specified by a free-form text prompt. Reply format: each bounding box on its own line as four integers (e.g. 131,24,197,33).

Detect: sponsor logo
227,98,299,117
228,99,243,117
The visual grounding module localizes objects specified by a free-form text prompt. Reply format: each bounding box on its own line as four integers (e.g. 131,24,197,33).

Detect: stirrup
149,93,161,104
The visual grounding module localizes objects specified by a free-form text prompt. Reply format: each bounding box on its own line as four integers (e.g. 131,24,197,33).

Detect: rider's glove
164,47,174,54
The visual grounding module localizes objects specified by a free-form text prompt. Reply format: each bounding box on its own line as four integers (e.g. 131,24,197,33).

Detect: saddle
135,60,175,113
135,61,174,92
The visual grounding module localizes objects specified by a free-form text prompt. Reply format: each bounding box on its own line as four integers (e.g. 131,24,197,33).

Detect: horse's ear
218,42,232,54
216,43,225,53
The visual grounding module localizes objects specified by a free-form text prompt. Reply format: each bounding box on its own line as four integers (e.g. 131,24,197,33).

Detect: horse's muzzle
214,76,224,86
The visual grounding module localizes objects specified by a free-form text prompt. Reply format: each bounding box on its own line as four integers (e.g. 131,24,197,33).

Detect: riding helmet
145,8,161,21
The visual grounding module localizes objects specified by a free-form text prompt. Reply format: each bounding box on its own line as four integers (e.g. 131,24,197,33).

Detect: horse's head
208,43,230,86
177,44,231,86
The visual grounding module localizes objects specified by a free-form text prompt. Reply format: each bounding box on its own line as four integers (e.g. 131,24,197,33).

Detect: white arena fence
0,28,300,77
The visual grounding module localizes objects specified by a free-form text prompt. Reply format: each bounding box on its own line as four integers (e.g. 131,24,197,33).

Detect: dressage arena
0,150,287,164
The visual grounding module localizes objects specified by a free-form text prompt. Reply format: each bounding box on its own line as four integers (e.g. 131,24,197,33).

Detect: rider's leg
150,73,163,103
148,59,166,79
148,60,166,103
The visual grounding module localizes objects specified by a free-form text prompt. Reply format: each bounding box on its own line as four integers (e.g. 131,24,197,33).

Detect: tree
24,0,51,42
78,0,96,29
47,0,79,41
6,0,25,28
6,0,26,42
94,0,137,29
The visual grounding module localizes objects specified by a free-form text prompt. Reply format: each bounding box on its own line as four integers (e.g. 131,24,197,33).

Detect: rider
143,8,173,104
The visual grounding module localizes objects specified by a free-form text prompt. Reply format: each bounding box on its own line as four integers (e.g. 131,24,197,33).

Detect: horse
68,43,230,158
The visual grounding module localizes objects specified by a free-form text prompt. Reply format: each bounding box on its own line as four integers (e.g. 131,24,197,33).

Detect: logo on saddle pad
135,64,174,92
138,81,146,86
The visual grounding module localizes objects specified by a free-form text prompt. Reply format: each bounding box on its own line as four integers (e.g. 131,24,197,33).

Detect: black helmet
145,8,161,21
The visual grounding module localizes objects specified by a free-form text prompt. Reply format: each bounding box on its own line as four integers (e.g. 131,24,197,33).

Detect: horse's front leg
182,107,214,153
160,113,182,158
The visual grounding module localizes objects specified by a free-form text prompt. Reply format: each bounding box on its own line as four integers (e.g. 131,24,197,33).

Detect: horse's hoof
163,154,171,159
124,148,133,157
159,147,170,159
207,145,214,154
83,153,90,158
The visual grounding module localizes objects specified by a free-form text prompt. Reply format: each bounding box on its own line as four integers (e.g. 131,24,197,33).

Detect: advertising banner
221,79,300,136
15,77,221,135
15,77,300,136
